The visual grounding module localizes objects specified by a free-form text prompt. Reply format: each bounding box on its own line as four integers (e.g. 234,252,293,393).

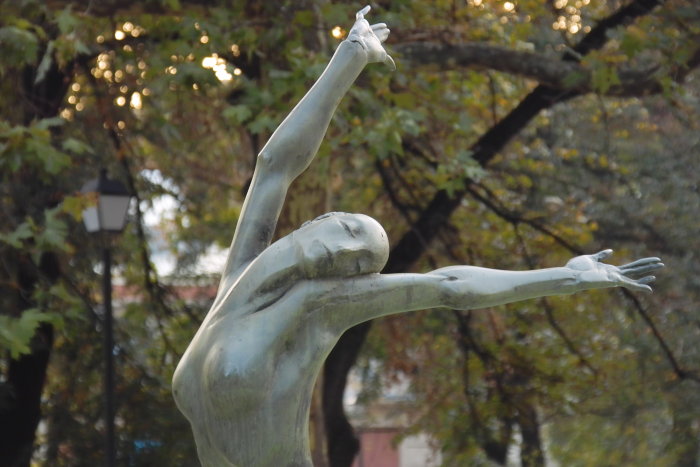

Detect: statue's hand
566,249,663,293
348,6,395,70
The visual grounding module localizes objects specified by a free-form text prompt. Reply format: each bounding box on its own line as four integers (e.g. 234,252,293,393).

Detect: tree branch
386,0,665,273
394,41,700,97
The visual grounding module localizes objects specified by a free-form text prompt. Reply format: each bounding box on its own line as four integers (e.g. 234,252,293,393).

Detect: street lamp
81,169,132,467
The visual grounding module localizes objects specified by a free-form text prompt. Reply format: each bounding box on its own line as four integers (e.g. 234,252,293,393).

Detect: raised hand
565,249,664,293
347,5,395,70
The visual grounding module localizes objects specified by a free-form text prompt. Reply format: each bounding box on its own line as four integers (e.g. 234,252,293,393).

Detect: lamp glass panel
99,195,131,231
82,206,101,232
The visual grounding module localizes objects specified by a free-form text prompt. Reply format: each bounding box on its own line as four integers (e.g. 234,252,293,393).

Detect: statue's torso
173,283,335,466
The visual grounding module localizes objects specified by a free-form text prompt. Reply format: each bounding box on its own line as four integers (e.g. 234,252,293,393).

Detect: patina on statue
172,7,663,466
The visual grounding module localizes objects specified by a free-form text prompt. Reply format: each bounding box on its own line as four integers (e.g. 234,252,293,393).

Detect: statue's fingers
384,54,396,71
619,257,662,269
620,275,654,293
636,275,656,285
356,5,371,20
621,263,664,277
371,23,390,42
593,249,614,261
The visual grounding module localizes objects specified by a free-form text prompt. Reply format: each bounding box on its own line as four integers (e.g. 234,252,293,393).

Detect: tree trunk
0,325,54,467
0,253,59,467
323,323,369,467
516,401,545,467
0,39,70,466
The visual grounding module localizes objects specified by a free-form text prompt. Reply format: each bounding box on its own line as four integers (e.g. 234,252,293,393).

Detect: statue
172,7,663,466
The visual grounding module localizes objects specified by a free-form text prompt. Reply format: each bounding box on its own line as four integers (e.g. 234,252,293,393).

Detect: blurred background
1,0,698,465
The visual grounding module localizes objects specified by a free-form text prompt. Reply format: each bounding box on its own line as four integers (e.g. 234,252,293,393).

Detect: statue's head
293,212,389,278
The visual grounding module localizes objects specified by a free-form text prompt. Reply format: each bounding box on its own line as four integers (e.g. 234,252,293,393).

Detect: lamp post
81,169,131,467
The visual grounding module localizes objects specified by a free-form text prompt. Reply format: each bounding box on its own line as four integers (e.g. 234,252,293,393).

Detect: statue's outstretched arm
311,250,663,332
217,7,394,294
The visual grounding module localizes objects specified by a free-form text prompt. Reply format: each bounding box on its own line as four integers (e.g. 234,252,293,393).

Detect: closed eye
340,221,356,238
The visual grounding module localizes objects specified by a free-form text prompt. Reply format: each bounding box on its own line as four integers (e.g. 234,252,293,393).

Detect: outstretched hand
348,6,395,70
566,249,664,293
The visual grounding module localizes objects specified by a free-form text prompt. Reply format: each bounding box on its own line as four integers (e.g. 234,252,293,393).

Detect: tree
1,0,699,465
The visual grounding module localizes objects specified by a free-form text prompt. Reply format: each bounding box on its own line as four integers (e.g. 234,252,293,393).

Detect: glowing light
122,21,134,32
554,0,567,8
200,35,209,44
215,69,233,82
202,54,235,82
231,44,240,56
96,35,105,43
116,96,126,106
331,26,345,39
142,88,151,96
569,23,580,34
68,95,77,104
71,83,81,92
75,103,84,111
504,2,515,12
201,55,219,68
60,108,73,120
117,121,126,129
130,92,142,109
167,66,177,75
115,70,124,81
115,30,126,40
120,85,128,93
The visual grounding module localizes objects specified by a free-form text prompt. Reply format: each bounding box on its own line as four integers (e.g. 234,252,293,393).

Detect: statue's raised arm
172,8,663,467
214,6,394,298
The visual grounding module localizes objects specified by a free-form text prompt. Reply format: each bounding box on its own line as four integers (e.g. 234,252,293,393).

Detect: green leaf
0,26,39,68
62,137,92,154
35,116,65,130
248,113,276,134
61,194,91,221
0,309,56,359
293,10,315,27
223,104,253,125
0,221,32,248
27,138,71,174
38,206,69,251
35,40,55,84
591,65,620,95
55,6,80,34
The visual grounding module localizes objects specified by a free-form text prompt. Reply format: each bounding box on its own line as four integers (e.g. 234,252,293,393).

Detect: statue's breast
201,312,290,415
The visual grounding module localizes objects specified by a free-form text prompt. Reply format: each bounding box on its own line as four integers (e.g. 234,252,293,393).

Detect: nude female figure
172,7,663,466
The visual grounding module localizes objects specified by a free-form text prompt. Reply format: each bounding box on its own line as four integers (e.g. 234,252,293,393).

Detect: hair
300,211,350,228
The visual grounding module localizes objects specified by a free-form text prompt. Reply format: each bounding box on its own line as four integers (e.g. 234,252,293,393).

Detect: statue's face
294,213,389,278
